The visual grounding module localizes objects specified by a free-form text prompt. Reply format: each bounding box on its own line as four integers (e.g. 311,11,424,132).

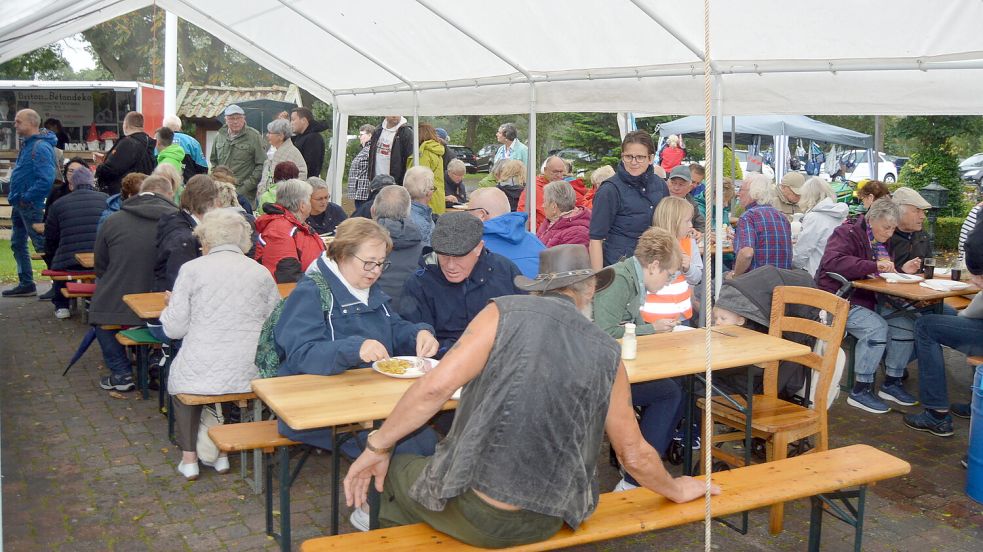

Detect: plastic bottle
622,323,637,360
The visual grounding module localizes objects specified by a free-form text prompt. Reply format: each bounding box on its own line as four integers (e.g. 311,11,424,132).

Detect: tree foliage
0,45,70,80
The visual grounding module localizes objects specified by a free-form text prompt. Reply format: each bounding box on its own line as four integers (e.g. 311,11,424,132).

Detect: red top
518,175,587,227
659,146,686,172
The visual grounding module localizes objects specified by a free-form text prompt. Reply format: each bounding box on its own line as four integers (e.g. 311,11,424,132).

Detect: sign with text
16,90,94,127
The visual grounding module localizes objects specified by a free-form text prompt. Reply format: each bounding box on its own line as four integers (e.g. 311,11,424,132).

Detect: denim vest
409,294,621,528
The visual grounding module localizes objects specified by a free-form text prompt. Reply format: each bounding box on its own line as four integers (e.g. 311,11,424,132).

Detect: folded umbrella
63,326,97,376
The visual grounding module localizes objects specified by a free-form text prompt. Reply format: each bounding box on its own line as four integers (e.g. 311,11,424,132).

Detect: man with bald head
518,155,587,226
4,109,56,297
468,187,545,278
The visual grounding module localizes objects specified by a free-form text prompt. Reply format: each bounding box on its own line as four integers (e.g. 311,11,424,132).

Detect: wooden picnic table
253,325,809,432
123,283,297,320
75,252,94,268
851,277,979,302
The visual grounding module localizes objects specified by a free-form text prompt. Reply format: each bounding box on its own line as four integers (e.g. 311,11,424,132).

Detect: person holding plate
273,217,439,454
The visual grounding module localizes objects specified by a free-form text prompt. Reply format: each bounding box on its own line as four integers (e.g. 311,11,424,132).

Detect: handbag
196,403,224,464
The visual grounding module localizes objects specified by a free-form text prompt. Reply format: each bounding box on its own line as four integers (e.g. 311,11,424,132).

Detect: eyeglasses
621,154,650,164
353,254,391,272
465,207,489,216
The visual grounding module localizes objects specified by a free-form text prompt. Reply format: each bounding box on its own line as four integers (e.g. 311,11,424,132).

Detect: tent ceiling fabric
655,115,873,149
5,0,983,115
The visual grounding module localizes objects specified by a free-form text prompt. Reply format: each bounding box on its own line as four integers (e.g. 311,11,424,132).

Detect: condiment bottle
622,323,637,360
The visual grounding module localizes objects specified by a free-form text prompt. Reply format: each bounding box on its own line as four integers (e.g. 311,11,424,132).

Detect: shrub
898,143,965,217
933,216,963,252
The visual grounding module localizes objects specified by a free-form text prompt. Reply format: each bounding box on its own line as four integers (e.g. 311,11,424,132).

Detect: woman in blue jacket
274,217,439,454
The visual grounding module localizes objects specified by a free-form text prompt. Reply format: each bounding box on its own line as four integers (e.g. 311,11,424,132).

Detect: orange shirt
641,237,693,321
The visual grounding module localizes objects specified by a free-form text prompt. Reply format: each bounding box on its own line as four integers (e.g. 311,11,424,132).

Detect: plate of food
372,356,437,379
879,273,924,284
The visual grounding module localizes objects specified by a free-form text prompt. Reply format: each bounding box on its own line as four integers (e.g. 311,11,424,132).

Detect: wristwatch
365,430,393,455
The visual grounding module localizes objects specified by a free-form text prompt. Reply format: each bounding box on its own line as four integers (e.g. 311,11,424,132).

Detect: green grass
0,240,46,283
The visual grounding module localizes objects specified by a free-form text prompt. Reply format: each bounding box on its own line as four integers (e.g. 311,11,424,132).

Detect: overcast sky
59,34,95,71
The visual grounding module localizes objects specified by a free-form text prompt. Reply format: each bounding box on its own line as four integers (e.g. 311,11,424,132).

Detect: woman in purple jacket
537,180,592,249
815,198,920,415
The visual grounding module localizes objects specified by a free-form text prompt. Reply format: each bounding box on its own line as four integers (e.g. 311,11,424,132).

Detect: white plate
451,204,470,210
372,356,438,379
921,279,971,291
672,325,696,332
879,273,923,284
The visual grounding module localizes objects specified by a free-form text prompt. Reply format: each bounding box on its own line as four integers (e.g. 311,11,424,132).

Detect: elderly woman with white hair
306,176,347,235
161,207,281,480
258,118,307,199
536,180,592,248
792,177,849,277
404,166,436,246
730,173,792,277
254,178,325,282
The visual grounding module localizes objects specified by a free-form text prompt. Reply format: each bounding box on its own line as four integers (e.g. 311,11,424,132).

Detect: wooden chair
697,285,850,535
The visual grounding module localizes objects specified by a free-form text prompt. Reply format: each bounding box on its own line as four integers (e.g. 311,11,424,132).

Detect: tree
0,45,70,80
895,116,982,216
560,113,620,167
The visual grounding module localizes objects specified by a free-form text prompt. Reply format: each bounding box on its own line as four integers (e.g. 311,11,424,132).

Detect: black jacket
44,187,108,269
95,132,157,195
306,202,348,235
154,210,201,292
292,119,330,177
890,229,931,273
367,124,415,185
90,193,178,325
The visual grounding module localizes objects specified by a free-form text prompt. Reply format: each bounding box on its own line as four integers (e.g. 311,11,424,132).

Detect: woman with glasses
273,217,440,454
254,178,326,283
588,130,670,270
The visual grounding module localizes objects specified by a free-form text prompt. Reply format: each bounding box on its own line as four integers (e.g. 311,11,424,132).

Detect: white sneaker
201,455,230,474
55,308,71,319
613,478,639,492
177,461,199,481
350,505,370,531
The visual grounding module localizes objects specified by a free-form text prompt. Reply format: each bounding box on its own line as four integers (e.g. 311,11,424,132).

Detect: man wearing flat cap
771,171,806,220
399,212,524,357
345,243,714,545
209,104,266,204
666,165,705,231
889,187,933,274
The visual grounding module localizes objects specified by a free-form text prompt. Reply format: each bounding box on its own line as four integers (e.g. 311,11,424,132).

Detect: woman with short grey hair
306,176,347,235
792,176,849,276
162,207,280,480
254,178,325,282
259,119,307,198
537,180,592,248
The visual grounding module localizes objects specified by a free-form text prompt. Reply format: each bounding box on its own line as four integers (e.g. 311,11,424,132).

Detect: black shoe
100,374,136,391
903,410,954,437
2,284,37,297
38,287,56,301
950,403,971,419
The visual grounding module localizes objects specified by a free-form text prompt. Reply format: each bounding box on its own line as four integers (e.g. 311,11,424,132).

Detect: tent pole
527,84,538,231
413,91,420,164
329,108,343,202
714,79,725,297
164,11,178,116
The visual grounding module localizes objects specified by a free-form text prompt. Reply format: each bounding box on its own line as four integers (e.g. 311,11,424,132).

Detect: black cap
431,212,484,256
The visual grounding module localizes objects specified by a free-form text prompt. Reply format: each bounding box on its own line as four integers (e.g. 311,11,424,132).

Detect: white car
839,150,897,183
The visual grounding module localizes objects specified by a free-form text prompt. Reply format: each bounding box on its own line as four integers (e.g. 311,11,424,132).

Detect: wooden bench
969,356,983,367
945,295,973,311
42,269,96,282
175,392,264,492
301,444,909,552
30,252,44,260
114,330,162,400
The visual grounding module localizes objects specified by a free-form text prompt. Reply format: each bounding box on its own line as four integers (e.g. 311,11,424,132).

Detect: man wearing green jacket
209,104,266,204
155,127,185,172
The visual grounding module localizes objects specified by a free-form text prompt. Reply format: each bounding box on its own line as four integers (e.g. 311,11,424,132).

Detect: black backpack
181,153,208,183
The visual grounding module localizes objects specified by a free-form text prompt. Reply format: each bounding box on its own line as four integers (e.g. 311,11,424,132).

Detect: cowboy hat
515,244,614,292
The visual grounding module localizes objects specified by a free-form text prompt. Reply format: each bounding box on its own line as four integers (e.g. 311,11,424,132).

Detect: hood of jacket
377,217,423,251
119,193,178,221
105,193,122,211
255,203,307,234
420,139,445,157
157,143,185,164
23,130,58,150
716,265,817,327
808,197,849,220
380,116,408,132
297,118,330,136
484,212,531,245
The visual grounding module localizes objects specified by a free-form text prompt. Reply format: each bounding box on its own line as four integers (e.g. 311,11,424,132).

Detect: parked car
884,154,909,173
447,145,478,173
839,150,897,183
475,144,498,172
959,153,983,186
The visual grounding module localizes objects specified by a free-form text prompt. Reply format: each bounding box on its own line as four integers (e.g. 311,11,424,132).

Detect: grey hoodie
793,198,849,277
375,217,424,306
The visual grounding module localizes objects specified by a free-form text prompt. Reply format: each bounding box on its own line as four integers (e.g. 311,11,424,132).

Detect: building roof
176,83,301,119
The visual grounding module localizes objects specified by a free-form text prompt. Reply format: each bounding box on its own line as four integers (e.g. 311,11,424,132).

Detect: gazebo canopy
4,1,983,116
655,115,874,149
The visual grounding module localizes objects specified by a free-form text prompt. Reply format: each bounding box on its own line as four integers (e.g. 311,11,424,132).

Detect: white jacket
162,244,281,395
792,198,849,277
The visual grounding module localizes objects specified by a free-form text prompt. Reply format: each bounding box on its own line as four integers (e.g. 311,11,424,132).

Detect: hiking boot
950,403,971,419
847,388,891,414
903,411,954,437
38,287,56,301
100,374,135,391
878,382,918,406
2,283,37,297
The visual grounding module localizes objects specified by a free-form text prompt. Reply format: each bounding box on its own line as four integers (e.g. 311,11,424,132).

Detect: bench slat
300,444,909,552
208,420,299,453
176,392,257,405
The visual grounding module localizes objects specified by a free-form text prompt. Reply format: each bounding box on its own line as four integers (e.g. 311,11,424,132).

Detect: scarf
615,161,655,190
864,218,891,263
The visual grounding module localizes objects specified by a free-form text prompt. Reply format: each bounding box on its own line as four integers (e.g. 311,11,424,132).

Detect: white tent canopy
5,1,983,116
655,115,873,149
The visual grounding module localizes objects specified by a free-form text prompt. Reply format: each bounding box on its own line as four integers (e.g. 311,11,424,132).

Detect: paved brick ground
2,285,982,551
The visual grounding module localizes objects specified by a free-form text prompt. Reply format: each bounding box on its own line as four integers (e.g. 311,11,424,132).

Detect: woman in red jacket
537,180,592,249
659,135,686,172
254,178,326,282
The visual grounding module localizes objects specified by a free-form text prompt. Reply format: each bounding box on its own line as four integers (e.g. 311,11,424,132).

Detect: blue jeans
914,314,983,410
10,202,44,286
94,326,131,378
624,379,683,486
876,303,916,375
845,305,902,384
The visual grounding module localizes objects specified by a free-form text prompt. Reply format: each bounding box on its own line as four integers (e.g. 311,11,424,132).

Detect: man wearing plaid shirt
731,174,792,277
347,124,375,208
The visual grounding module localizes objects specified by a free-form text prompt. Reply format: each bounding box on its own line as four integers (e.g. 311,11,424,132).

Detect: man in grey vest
344,244,715,547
